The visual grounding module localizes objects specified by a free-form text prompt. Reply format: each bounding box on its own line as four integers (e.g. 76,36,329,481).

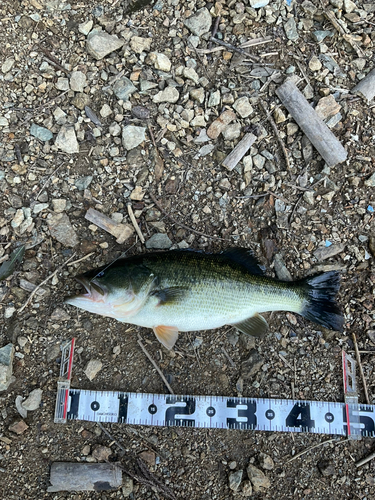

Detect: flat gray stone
2,58,15,73
84,359,102,381
48,213,79,247
0,344,14,392
247,465,270,492
147,52,171,72
284,17,299,41
250,0,269,7
87,30,124,60
146,233,172,249
122,125,146,151
21,388,43,411
78,19,93,35
70,71,87,92
55,125,79,153
184,7,212,37
30,124,53,142
153,86,180,104
229,470,243,491
75,176,93,190
313,243,345,261
233,96,253,118
113,77,136,101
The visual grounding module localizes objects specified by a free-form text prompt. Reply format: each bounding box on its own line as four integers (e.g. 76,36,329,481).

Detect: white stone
87,30,124,60
100,104,112,118
55,126,79,153
183,66,199,84
130,36,152,54
52,199,67,213
70,71,87,92
2,59,15,73
122,125,146,150
55,77,69,91
53,107,67,125
84,359,102,381
21,388,43,411
233,96,253,118
153,87,179,103
78,20,93,35
184,7,212,37
147,52,171,72
11,209,24,228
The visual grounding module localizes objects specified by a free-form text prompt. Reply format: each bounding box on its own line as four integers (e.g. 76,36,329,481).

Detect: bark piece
85,208,134,244
47,462,122,492
352,68,375,103
276,80,347,167
222,133,257,171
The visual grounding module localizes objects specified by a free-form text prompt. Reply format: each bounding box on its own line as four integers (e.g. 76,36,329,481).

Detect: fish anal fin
221,248,265,275
153,325,179,350
231,313,268,338
152,287,188,306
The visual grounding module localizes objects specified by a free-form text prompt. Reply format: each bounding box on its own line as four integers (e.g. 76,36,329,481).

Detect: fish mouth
65,276,106,304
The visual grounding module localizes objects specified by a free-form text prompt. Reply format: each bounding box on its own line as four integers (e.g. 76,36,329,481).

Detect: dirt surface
1,0,375,498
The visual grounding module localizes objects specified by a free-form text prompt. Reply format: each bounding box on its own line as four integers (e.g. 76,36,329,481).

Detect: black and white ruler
54,340,375,439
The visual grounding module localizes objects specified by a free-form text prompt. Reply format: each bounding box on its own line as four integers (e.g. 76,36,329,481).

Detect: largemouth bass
65,248,344,350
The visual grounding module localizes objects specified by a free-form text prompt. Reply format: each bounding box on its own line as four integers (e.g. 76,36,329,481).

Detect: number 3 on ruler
286,403,315,431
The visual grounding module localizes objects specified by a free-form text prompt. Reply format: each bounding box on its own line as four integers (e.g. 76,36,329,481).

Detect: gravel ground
1,0,375,498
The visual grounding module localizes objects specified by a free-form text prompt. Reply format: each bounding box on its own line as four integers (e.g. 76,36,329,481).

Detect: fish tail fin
298,271,344,332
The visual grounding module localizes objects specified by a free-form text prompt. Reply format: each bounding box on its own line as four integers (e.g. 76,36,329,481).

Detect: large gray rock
113,77,136,101
48,213,79,247
0,344,14,391
122,125,146,151
184,8,212,36
87,30,124,60
55,125,79,153
146,233,172,249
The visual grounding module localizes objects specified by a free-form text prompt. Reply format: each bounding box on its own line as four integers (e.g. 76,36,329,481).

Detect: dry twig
137,335,174,394
127,203,145,244
356,450,375,468
286,438,345,463
352,333,370,405
259,100,290,169
67,252,96,266
18,252,77,313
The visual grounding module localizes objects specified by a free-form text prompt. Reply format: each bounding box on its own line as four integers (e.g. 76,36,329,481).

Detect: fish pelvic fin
298,271,344,332
153,325,179,350
231,313,268,338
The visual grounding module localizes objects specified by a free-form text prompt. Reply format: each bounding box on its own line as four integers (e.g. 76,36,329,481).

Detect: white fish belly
127,283,304,332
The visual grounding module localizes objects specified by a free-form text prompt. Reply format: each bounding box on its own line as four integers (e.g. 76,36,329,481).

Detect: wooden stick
276,79,348,167
47,462,122,492
137,335,174,394
19,252,76,313
260,100,290,169
352,68,375,103
209,37,259,61
85,208,134,245
352,332,370,405
222,133,257,171
239,36,273,48
127,203,145,244
356,450,375,468
67,252,95,266
286,438,344,463
148,192,230,242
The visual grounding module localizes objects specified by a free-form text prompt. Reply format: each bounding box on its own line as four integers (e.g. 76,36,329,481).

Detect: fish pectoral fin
153,325,179,350
231,313,268,338
152,287,188,306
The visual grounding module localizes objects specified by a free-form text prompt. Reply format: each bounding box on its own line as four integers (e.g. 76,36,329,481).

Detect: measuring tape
54,340,375,439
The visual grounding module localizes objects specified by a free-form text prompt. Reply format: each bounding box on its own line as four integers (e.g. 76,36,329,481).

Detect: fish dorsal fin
153,325,179,350
151,287,188,306
231,313,268,337
221,248,265,275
